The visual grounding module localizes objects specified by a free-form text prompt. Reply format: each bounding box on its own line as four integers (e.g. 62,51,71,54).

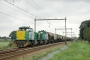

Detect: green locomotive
12,26,37,47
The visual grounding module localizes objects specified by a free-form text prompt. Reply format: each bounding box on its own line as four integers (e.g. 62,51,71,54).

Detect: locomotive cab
17,26,32,40
19,26,33,31
14,26,33,47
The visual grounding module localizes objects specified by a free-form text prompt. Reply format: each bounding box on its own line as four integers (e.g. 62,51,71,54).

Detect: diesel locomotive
10,26,70,48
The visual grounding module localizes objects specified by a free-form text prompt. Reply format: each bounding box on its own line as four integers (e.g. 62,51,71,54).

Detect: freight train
10,26,71,48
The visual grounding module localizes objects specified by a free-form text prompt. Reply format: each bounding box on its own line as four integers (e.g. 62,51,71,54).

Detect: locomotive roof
19,26,30,29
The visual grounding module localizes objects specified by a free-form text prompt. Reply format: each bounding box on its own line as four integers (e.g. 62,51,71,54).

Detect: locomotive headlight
24,37,25,39
17,37,18,39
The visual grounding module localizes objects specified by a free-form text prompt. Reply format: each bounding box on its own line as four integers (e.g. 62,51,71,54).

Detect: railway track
0,42,64,60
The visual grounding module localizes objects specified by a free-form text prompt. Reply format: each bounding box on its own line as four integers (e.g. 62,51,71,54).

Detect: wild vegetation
0,39,14,50
79,20,90,42
49,40,90,60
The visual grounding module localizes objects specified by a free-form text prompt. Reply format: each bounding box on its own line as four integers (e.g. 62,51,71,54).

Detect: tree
83,27,90,42
79,20,90,42
9,31,16,40
0,36,1,39
79,20,87,39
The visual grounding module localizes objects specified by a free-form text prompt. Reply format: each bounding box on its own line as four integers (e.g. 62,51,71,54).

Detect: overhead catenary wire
29,0,52,26
1,0,63,32
3,0,53,29
26,0,50,18
31,0,53,17
4,0,61,28
0,11,55,31
26,0,60,27
4,0,39,18
26,0,50,25
0,2,34,22
0,11,32,23
30,0,61,27
4,0,52,27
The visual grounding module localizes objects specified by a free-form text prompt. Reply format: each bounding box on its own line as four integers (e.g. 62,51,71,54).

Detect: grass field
0,41,14,50
0,42,10,46
49,40,90,60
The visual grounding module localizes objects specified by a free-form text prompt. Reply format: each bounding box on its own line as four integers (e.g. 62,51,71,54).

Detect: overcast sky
0,0,90,37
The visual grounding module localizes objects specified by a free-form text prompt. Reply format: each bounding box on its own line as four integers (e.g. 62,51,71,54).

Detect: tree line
0,36,10,40
79,20,90,42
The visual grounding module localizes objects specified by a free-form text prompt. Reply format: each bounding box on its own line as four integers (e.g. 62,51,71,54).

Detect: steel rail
0,42,64,60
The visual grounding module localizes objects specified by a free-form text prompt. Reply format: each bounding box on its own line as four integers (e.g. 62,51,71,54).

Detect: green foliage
79,29,84,39
83,27,90,42
49,41,90,60
0,41,14,50
0,42,10,47
8,41,13,47
9,31,16,40
79,20,90,42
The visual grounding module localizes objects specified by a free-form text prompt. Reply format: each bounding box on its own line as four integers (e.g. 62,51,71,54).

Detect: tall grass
49,40,90,60
0,41,14,50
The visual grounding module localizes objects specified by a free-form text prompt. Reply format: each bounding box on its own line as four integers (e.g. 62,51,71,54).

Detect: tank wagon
10,26,70,48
